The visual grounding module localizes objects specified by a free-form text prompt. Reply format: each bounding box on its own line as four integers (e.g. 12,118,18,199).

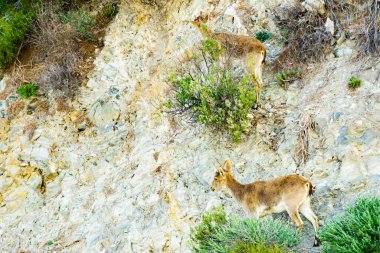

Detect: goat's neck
199,25,212,38
226,173,245,201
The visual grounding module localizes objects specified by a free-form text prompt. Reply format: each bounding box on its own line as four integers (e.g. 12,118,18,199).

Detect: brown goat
190,15,267,103
211,160,321,246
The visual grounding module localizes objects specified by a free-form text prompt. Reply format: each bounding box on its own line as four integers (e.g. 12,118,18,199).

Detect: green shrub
103,2,119,19
228,242,285,253
0,5,34,69
348,76,362,89
275,67,302,89
59,7,96,41
191,207,298,253
255,31,273,42
166,39,257,142
319,197,380,253
17,82,39,99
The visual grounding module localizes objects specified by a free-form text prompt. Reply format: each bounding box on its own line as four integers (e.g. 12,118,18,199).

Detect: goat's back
245,174,311,208
211,32,266,58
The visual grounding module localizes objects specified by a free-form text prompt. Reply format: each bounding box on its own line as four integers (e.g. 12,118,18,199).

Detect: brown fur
190,15,267,102
211,160,320,246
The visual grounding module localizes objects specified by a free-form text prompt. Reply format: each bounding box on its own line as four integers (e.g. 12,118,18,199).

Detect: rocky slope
0,0,379,252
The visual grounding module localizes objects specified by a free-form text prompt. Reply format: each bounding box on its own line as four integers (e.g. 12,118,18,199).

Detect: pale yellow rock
0,119,10,141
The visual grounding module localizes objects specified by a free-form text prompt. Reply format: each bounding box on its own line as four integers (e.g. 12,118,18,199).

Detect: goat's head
190,14,209,29
211,160,232,192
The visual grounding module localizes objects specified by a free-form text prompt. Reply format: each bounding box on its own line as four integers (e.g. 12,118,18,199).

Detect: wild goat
211,160,321,246
190,14,267,103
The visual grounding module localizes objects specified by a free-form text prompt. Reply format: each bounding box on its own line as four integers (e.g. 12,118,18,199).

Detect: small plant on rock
166,39,257,142
275,67,302,89
348,76,362,90
255,31,273,43
17,82,39,99
190,207,298,253
103,2,119,19
319,197,380,253
59,7,96,41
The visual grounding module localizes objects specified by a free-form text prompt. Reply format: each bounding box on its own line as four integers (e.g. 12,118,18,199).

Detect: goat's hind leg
300,199,321,247
286,207,304,233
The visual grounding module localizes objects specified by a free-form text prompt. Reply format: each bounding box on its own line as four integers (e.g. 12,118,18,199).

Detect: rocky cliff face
0,0,379,252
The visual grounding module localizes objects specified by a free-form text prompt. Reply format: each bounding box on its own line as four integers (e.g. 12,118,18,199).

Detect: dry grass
30,4,83,99
37,52,82,98
275,8,333,68
30,4,77,59
55,96,71,112
6,100,25,120
293,113,315,167
325,0,380,56
357,0,379,55
35,99,50,115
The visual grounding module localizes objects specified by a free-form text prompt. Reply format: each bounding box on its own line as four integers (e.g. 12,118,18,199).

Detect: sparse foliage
103,2,119,19
275,67,302,89
59,7,96,41
190,207,298,253
166,39,257,142
319,197,380,253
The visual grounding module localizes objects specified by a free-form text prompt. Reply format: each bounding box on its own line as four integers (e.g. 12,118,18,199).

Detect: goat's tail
260,50,266,64
306,181,314,196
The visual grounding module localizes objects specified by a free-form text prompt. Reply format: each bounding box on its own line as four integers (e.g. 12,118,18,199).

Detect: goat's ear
224,160,232,172
204,14,209,22
190,20,199,28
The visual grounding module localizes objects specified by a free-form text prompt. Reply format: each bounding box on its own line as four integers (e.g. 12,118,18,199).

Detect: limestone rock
325,17,334,35
88,100,120,128
301,0,326,15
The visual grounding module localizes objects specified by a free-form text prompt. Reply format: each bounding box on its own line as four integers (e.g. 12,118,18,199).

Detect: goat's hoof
313,236,321,247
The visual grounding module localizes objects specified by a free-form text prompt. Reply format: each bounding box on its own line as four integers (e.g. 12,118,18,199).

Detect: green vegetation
319,197,380,253
275,67,302,89
17,82,39,99
348,76,362,90
103,2,119,19
166,39,257,142
228,242,284,253
0,2,35,69
59,7,96,41
191,207,298,253
255,31,273,42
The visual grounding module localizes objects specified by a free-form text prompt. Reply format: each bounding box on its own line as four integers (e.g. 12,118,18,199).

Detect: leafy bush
103,2,119,19
275,67,302,89
348,76,362,89
17,82,39,99
59,7,96,41
319,197,380,253
0,5,34,69
166,39,257,142
191,207,298,253
255,31,273,42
